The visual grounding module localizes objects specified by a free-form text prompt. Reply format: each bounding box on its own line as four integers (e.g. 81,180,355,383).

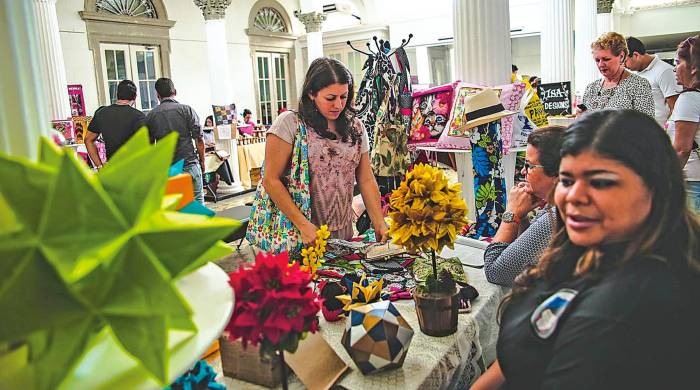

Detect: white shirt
633,55,682,130
670,91,700,181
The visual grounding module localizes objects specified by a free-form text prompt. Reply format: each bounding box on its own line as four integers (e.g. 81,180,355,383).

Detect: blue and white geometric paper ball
340,300,414,375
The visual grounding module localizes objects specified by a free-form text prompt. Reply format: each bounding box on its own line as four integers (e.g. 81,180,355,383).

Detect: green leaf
99,129,178,224
107,315,168,384
136,212,238,279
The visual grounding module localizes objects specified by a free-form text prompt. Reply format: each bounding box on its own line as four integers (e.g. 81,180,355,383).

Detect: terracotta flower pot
414,288,460,337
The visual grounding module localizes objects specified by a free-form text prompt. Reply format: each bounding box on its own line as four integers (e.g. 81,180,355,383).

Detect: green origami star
0,129,239,389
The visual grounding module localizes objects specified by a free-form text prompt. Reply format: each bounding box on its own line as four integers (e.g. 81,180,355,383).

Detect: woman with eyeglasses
578,32,654,117
483,126,565,286
472,109,699,390
670,35,700,211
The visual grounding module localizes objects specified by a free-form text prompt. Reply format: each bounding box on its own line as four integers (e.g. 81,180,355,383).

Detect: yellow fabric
237,142,266,188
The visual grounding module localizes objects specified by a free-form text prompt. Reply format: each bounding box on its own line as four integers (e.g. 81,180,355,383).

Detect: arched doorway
81,0,175,111
247,0,298,125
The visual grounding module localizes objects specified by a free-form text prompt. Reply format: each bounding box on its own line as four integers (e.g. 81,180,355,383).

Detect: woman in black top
472,110,700,390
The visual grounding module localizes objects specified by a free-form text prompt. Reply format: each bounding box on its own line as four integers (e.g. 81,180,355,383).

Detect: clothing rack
347,34,414,196
346,34,413,58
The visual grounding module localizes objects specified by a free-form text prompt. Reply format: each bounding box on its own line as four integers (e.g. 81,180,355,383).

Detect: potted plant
387,163,469,337
222,251,321,390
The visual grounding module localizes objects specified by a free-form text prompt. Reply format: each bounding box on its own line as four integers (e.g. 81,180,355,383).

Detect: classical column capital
193,0,232,21
296,11,327,33
597,0,615,13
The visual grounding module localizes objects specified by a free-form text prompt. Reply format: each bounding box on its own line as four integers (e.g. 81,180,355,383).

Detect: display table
237,141,266,189
222,244,507,389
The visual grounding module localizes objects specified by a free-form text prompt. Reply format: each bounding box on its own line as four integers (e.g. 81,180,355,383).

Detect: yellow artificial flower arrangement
388,163,469,253
300,225,330,279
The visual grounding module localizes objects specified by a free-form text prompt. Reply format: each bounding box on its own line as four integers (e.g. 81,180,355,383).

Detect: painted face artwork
555,150,652,248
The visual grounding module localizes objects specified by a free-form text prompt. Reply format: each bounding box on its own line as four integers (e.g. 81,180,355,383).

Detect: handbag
245,117,311,255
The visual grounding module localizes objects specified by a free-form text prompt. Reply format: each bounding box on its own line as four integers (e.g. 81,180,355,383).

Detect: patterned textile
409,83,457,144
307,121,363,239
483,207,556,287
245,119,311,255
582,73,655,117
371,72,411,176
445,83,526,153
468,121,507,239
411,255,468,284
212,104,237,125
355,56,379,147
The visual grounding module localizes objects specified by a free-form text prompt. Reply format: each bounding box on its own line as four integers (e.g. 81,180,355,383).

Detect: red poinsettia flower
225,251,321,356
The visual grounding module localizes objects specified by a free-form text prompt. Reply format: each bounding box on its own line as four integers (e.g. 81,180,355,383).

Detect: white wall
57,0,99,116
511,35,540,80
55,0,301,124
618,3,700,38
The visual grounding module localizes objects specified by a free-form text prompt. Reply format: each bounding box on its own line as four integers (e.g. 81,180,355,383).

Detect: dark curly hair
298,57,360,146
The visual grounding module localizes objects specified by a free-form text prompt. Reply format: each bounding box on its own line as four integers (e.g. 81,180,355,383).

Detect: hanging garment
370,72,411,177
355,56,378,148
468,121,507,239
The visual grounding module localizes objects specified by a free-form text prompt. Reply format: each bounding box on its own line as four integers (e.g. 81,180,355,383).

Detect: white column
452,0,512,227
453,0,511,86
31,0,71,121
297,12,327,65
205,20,233,105
0,0,50,159
540,0,574,84
415,46,431,85
597,12,613,35
195,0,244,192
574,0,599,95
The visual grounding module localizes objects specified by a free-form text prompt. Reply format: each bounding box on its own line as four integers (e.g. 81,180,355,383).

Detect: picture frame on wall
68,84,86,117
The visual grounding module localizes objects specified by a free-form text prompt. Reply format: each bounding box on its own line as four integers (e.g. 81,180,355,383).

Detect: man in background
146,78,205,204
625,36,682,131
85,79,145,169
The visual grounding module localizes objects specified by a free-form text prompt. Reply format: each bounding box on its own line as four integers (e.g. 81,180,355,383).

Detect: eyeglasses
523,161,545,172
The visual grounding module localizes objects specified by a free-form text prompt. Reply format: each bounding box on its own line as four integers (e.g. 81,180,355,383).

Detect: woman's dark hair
298,57,360,145
501,110,700,316
243,108,252,117
205,115,214,126
677,35,700,90
527,125,565,177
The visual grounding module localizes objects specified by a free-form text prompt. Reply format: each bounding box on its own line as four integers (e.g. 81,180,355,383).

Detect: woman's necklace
600,67,625,92
597,67,625,107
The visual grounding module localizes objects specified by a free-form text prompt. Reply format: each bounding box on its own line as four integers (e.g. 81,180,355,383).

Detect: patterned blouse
582,72,655,118
483,207,557,287
267,111,369,240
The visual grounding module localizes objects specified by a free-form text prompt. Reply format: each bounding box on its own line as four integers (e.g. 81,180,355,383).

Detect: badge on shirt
530,288,579,339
